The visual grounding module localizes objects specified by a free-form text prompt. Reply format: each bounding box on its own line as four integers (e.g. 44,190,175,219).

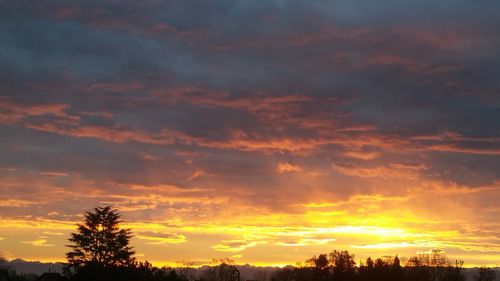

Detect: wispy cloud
276,163,303,173
22,237,55,247
212,240,258,252
136,232,187,245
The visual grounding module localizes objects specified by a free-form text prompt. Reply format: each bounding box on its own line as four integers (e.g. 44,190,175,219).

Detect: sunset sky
1,1,499,268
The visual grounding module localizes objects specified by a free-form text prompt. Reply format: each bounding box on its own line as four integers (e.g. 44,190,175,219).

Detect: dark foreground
1,251,497,281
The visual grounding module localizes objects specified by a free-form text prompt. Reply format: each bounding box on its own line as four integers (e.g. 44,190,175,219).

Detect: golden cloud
136,232,187,245
276,163,303,173
22,237,54,247
212,240,258,252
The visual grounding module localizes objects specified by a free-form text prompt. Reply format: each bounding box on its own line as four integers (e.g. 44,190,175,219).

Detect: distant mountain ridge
3,259,64,275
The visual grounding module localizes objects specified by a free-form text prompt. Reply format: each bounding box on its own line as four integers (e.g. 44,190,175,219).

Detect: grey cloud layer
0,0,499,219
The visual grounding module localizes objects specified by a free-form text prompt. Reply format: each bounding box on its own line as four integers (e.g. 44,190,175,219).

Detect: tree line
271,250,471,281
0,206,496,281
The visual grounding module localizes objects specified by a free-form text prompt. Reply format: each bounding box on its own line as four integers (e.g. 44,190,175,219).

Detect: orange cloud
332,163,428,180
0,99,75,125
25,123,177,145
39,171,68,177
342,151,381,160
276,163,303,173
22,237,55,247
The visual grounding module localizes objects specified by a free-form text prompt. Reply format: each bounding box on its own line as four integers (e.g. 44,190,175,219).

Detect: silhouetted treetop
66,206,135,271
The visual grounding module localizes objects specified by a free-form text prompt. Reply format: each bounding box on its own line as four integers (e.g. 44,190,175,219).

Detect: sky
0,0,499,268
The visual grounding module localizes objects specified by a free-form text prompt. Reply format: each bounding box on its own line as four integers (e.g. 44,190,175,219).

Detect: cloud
39,171,68,177
212,240,258,252
24,123,178,145
87,81,144,92
276,163,303,173
136,232,187,245
22,237,54,247
275,238,336,247
341,151,381,160
42,231,64,236
0,199,38,207
0,99,74,125
351,242,423,249
332,163,428,180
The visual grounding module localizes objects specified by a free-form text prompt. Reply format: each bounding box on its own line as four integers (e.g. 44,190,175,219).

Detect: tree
306,254,329,281
200,262,240,281
66,206,135,272
306,254,329,270
359,257,375,281
328,250,356,281
474,267,496,281
0,255,7,269
390,256,404,281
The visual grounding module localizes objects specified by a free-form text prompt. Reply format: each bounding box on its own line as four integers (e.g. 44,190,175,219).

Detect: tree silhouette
0,255,6,269
391,256,404,281
329,250,356,281
200,262,240,281
306,254,329,281
474,267,496,281
65,206,135,272
269,249,467,281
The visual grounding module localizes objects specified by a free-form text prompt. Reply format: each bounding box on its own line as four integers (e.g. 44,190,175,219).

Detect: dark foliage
1,270,38,281
0,265,187,281
35,272,66,281
199,262,240,281
271,250,469,281
67,261,187,281
63,206,187,281
475,267,496,281
65,206,135,273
